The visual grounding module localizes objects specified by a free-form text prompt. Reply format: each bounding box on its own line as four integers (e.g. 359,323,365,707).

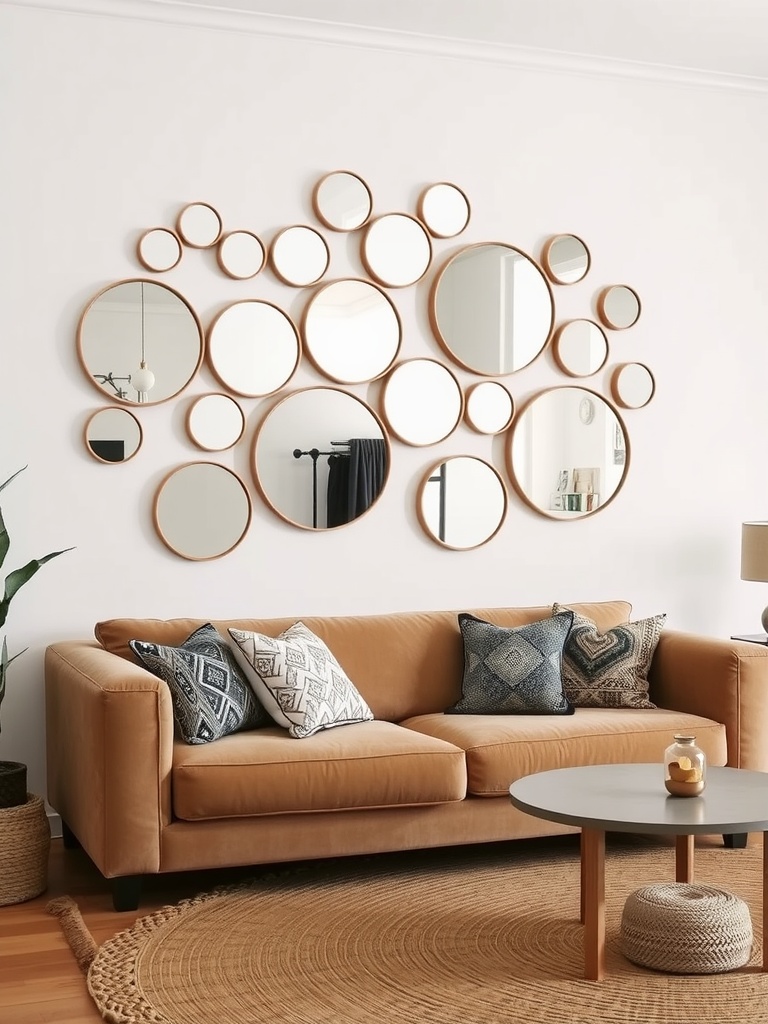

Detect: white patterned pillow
227,622,374,738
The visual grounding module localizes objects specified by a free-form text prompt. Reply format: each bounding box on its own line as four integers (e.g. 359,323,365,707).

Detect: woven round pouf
0,793,51,906
621,882,753,974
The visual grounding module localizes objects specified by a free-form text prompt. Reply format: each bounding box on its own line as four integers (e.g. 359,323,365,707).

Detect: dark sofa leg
723,833,748,849
61,820,81,850
111,875,142,912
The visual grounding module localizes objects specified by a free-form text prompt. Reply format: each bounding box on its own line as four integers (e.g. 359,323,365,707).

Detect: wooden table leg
675,834,694,882
581,827,606,981
763,832,768,972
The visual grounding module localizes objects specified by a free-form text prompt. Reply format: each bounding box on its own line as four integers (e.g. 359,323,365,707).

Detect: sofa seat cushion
400,709,727,797
171,720,467,820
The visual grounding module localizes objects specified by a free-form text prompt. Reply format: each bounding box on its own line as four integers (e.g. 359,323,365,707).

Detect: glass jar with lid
664,734,706,796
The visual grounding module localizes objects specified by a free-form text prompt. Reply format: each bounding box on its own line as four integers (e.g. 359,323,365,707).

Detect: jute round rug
50,838,768,1024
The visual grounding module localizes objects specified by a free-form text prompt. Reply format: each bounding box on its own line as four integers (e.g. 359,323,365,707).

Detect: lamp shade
741,522,768,582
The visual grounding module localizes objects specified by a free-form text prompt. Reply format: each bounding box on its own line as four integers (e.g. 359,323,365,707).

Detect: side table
731,634,768,645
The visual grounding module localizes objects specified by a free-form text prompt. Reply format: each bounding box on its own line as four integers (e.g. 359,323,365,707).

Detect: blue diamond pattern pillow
446,611,575,716
130,623,271,744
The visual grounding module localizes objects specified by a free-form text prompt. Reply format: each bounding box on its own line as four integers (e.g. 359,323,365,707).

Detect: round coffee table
509,763,768,981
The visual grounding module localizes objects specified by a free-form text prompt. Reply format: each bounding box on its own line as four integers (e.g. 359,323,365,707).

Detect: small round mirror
270,225,330,287
598,285,641,330
361,213,432,288
176,202,223,248
553,320,609,377
84,407,143,463
464,381,514,434
611,362,655,408
381,359,463,446
136,228,182,273
186,393,245,451
541,234,590,284
217,231,266,280
207,300,300,398
418,456,507,550
418,182,470,238
312,170,373,231
154,462,252,560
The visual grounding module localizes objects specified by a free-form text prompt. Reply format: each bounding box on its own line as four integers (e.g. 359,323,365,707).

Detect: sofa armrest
45,640,174,878
648,630,768,771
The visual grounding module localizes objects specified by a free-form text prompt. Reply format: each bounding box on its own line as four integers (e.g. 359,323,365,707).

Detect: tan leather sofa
44,601,768,910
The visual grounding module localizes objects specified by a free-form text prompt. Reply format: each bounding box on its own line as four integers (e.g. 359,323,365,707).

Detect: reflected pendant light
132,281,156,403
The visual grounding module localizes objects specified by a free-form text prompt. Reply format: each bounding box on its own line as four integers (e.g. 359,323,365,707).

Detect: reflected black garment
326,438,386,527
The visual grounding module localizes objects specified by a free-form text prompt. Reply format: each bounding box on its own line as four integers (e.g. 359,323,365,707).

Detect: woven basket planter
0,793,51,906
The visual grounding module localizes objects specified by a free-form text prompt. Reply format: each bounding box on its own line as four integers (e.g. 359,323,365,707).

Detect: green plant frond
0,547,75,629
0,637,29,730
0,506,8,572
0,467,27,497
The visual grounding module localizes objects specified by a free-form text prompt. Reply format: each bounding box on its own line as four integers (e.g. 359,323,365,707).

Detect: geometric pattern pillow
553,603,666,709
129,623,271,744
446,610,575,716
227,621,374,739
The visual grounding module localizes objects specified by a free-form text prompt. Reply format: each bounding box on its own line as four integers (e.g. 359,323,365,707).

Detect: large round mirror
611,362,655,408
176,202,222,248
553,320,609,377
381,359,463,446
361,213,432,288
302,278,401,383
430,243,555,375
78,279,204,406
207,300,300,397
541,234,590,284
598,285,641,330
137,228,182,273
418,456,507,550
464,381,514,435
417,182,470,238
312,170,373,231
84,407,142,463
507,387,629,519
186,393,245,451
154,462,252,560
253,387,389,530
269,225,330,287
217,231,266,280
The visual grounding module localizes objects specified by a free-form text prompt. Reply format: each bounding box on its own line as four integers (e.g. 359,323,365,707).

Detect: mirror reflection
78,279,203,406
312,170,373,231
84,407,142,463
186,393,245,451
270,225,330,287
612,362,655,408
154,462,252,560
430,243,554,374
217,231,266,280
207,300,300,397
176,202,222,248
464,381,514,434
253,387,389,530
507,387,629,519
361,213,432,288
598,284,641,329
553,319,609,377
137,228,182,273
302,278,401,383
541,234,590,284
381,359,463,446
419,456,507,550
418,182,470,238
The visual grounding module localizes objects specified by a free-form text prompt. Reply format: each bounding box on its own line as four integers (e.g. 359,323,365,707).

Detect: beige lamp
741,522,768,632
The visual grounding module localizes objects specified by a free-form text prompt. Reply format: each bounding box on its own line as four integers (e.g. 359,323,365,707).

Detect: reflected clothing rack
293,442,350,529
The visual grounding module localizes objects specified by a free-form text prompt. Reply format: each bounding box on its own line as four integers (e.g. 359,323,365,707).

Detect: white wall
3,2,768,801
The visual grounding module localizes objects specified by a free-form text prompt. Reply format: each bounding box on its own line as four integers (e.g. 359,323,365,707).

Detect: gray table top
509,764,768,835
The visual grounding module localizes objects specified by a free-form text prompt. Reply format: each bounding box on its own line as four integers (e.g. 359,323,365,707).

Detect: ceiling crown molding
6,0,768,95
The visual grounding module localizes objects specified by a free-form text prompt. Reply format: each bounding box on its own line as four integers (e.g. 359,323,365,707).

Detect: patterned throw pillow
130,623,271,744
227,622,374,739
446,611,575,716
553,603,666,709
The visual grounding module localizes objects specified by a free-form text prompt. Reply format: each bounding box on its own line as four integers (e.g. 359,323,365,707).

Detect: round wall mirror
553,320,609,377
186,393,245,451
361,213,432,288
430,243,555,375
312,170,373,231
381,359,463,446
418,456,507,550
269,225,330,287
541,234,590,284
217,231,266,279
78,279,204,406
84,407,143,463
154,462,252,560
417,182,470,238
176,202,222,248
598,284,641,329
253,387,389,530
464,381,514,434
207,300,300,397
136,228,182,273
611,362,655,408
302,278,401,383
507,386,629,519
